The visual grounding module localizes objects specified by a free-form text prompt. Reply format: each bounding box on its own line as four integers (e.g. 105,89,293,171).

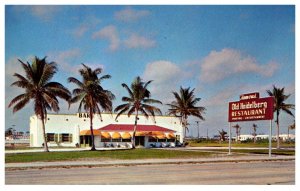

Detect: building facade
234,134,295,142
30,113,183,148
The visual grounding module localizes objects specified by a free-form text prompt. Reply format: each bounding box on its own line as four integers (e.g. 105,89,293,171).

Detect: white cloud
200,48,279,82
92,25,120,51
72,24,90,37
47,48,82,73
284,82,295,95
205,82,295,108
71,15,101,37
205,87,238,107
13,5,61,21
31,6,59,21
114,7,150,22
143,60,181,84
124,34,156,49
142,61,185,108
92,26,156,51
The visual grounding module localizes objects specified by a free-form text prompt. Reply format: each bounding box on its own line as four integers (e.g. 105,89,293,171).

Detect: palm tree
289,122,295,130
8,56,71,152
5,127,15,138
267,85,295,149
252,124,258,143
68,64,115,151
166,87,206,143
218,129,227,142
288,121,295,141
114,76,162,149
232,124,240,142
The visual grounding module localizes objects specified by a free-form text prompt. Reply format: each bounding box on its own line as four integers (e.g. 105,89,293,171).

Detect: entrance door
135,136,145,146
86,136,92,146
80,136,92,147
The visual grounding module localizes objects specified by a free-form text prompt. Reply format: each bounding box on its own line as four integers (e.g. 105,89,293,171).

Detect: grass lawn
5,149,214,163
204,149,295,156
188,141,295,148
6,147,294,163
5,146,76,150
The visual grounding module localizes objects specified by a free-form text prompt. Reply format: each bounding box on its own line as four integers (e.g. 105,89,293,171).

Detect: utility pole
196,121,200,139
206,128,209,140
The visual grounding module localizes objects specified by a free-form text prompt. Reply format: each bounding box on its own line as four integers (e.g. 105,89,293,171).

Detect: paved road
6,160,294,185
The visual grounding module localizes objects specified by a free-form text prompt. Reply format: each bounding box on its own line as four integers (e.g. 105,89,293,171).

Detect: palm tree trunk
182,116,187,144
183,123,186,141
90,109,96,151
276,112,280,149
288,126,290,141
132,111,138,149
41,116,49,152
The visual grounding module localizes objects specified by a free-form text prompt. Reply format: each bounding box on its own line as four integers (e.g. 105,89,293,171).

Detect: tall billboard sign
228,92,274,122
228,92,274,157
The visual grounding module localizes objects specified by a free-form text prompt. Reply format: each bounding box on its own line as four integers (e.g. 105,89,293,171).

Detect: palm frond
141,104,162,118
11,96,30,113
38,62,57,86
143,98,163,105
18,59,34,83
8,93,28,108
42,91,59,112
138,107,149,119
282,106,294,117
68,77,84,88
121,83,134,98
44,82,71,100
114,104,130,120
114,103,130,113
11,80,32,89
99,74,111,81
122,96,134,102
127,106,136,117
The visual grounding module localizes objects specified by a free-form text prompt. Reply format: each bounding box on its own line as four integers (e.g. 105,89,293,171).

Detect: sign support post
269,120,272,158
228,122,232,155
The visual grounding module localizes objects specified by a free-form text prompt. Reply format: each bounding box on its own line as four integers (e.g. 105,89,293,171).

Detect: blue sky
5,5,295,137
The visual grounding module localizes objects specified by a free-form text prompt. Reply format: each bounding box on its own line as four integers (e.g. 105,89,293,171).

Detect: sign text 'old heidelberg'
228,93,274,122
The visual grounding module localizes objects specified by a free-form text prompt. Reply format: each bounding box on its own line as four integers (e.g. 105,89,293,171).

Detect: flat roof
32,112,177,118
98,124,176,132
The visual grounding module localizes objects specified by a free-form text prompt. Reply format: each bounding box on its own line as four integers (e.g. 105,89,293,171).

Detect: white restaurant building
29,113,183,148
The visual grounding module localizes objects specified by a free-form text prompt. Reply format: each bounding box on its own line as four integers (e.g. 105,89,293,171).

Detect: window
158,138,166,142
122,139,131,142
101,138,111,142
46,133,55,142
60,133,72,142
112,138,121,142
148,137,157,142
167,138,175,142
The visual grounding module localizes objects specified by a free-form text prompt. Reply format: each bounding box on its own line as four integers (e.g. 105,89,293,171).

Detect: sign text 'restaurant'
228,97,274,122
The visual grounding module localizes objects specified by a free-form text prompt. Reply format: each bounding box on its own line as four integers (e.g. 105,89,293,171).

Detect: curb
5,157,295,171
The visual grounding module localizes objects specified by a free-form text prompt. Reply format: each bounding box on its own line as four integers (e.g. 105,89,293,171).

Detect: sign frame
228,97,274,122
227,93,274,157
